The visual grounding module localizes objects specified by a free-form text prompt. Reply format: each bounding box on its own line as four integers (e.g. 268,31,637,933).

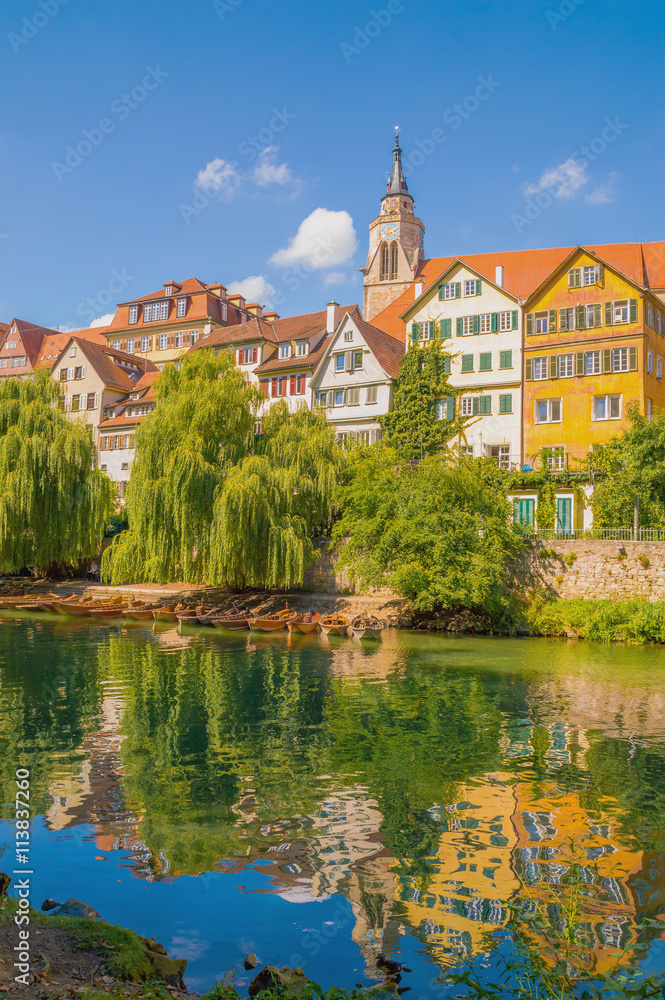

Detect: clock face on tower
380,223,399,241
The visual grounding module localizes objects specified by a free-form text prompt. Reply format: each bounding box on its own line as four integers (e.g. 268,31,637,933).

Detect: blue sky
1,0,663,329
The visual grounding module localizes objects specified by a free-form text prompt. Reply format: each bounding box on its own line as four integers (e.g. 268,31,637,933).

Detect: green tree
333,451,520,623
103,354,341,588
591,407,665,527
379,339,471,460
0,372,113,574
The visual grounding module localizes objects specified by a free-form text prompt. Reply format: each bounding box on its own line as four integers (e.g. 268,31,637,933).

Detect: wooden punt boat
91,605,130,619
153,604,183,622
0,594,40,608
287,611,321,634
320,613,351,636
53,596,124,617
123,603,160,619
248,607,296,632
176,608,202,624
209,607,251,631
349,613,385,640
196,609,220,627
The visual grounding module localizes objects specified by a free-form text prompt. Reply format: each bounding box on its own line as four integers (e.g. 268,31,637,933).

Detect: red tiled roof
52,338,158,392
351,316,405,378
254,335,333,374
372,242,665,339
108,278,246,333
35,327,108,369
190,304,360,355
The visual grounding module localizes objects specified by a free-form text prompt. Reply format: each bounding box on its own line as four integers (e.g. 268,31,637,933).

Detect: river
1,615,664,993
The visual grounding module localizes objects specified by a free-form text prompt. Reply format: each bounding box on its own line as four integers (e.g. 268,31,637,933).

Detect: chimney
414,281,423,299
327,301,340,333
495,265,505,288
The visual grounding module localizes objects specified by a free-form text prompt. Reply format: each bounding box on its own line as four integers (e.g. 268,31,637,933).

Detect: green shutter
559,308,568,331
549,309,557,333
440,318,451,339
456,317,463,337
429,320,435,339
438,285,445,301
472,397,479,416
476,279,482,295
411,322,418,342
630,298,638,323
455,282,461,299
605,302,613,326
445,318,452,338
629,346,638,371
550,355,558,380
525,357,532,380
443,355,451,374
593,303,602,328
472,315,480,334
462,354,474,372
602,348,611,373
556,497,572,534
512,310,518,330
499,393,512,414
526,313,534,336
447,396,455,420
575,351,584,376
576,305,586,330
491,312,498,332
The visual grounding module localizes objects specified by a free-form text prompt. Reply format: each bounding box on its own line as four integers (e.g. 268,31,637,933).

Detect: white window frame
174,331,183,349
593,394,622,421
534,311,549,335
159,333,168,351
112,340,121,351
463,279,478,297
190,330,199,344
160,301,169,320
648,350,654,375
479,313,492,334
333,389,344,407
296,341,308,356
177,298,186,317
462,316,475,336
499,311,512,332
535,398,562,424
279,344,291,359
334,354,345,373
460,397,473,416
441,282,456,300
613,300,629,324
584,350,600,375
69,346,76,358
533,357,548,380
129,305,138,324
141,336,150,352
612,347,628,372
558,354,573,378
126,337,135,354
583,265,598,286
344,330,353,342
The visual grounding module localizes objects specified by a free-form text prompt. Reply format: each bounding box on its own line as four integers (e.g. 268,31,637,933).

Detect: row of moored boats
0,592,386,638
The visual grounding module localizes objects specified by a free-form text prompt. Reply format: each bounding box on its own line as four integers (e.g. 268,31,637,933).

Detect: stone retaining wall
515,540,663,601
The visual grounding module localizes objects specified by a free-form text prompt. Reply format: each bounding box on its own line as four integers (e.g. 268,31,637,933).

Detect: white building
310,311,404,444
400,261,522,467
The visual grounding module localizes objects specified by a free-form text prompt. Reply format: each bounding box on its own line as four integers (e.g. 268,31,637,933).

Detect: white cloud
252,146,297,188
227,275,277,307
194,158,242,199
524,157,589,200
269,208,357,271
585,172,619,205
324,272,347,286
90,314,114,328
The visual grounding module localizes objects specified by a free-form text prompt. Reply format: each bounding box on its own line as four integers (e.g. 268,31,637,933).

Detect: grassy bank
526,596,665,643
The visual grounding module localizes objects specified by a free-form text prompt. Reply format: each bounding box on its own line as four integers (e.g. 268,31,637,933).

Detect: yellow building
523,248,665,467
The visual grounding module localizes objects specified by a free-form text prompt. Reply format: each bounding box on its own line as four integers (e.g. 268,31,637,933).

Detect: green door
556,497,572,534
514,498,535,528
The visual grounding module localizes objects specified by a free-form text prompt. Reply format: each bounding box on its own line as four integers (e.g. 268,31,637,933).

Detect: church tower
362,133,425,322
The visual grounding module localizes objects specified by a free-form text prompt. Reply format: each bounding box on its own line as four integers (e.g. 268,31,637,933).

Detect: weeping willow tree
210,402,341,588
0,372,114,574
102,351,260,584
103,354,341,588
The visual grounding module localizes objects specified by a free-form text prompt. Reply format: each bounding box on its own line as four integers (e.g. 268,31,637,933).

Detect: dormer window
296,341,308,356
129,305,138,324
221,302,228,322
131,393,139,400
177,298,186,317
165,285,173,296
279,344,291,359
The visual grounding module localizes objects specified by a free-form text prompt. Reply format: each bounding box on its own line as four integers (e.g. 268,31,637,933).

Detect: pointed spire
385,129,410,198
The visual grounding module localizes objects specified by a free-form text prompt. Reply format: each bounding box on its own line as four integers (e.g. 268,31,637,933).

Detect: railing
516,527,665,542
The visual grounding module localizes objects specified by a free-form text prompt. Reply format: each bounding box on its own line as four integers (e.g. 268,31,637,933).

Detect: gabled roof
35,327,108,369
98,370,160,429
351,315,404,378
3,318,62,368
189,304,360,354
53,337,158,392
108,278,246,333
371,241,665,339
254,335,333,375
400,258,520,319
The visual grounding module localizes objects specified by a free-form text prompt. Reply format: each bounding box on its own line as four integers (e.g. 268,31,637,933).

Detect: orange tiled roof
190,304,361,355
372,242,665,340
108,278,246,333
52,338,158,392
35,327,108,369
351,315,404,378
254,335,333,374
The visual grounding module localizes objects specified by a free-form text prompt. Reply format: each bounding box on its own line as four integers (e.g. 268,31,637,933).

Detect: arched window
390,242,399,280
380,242,389,281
